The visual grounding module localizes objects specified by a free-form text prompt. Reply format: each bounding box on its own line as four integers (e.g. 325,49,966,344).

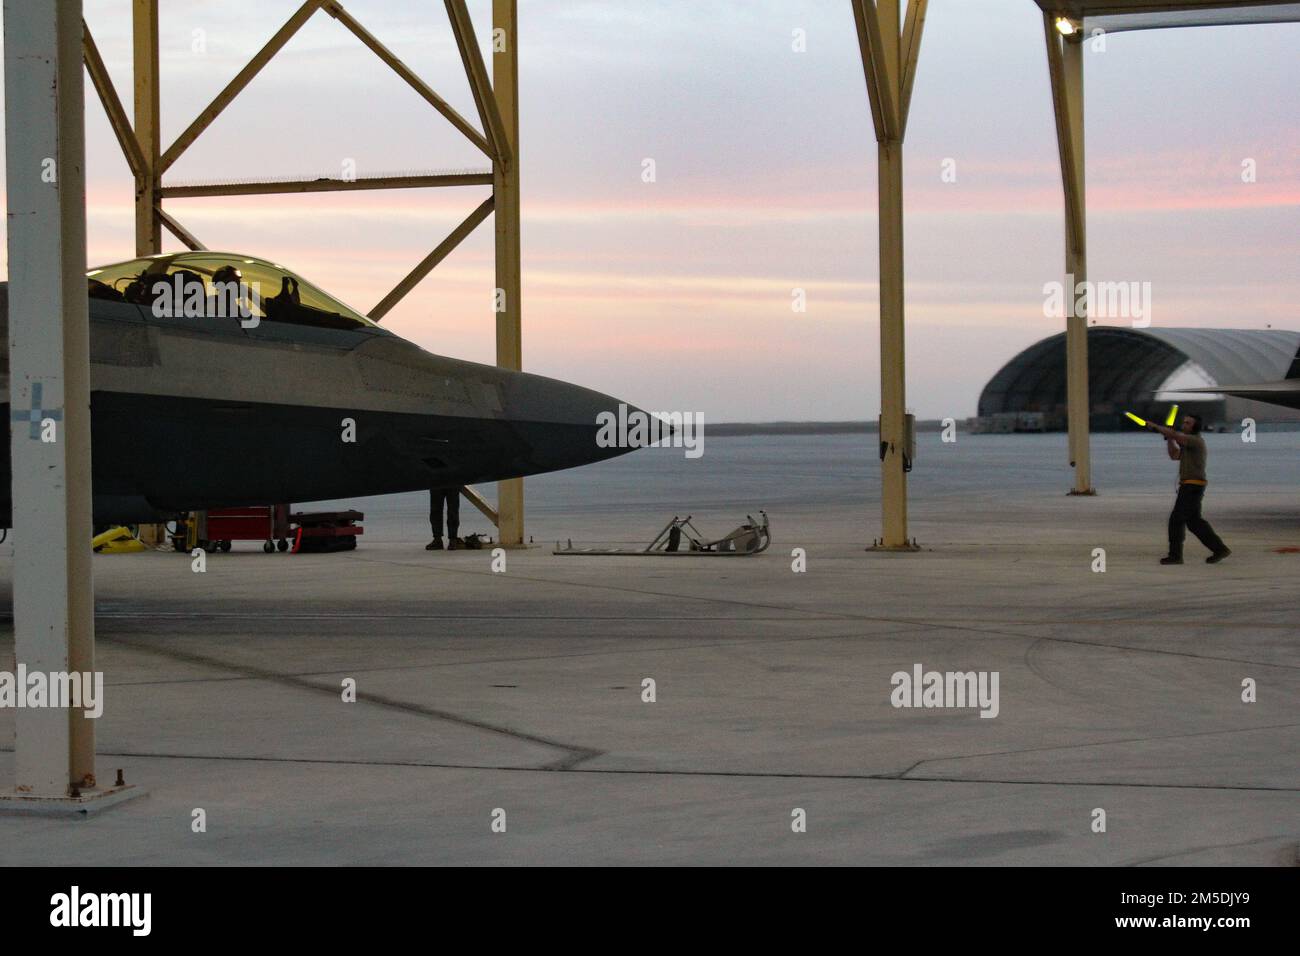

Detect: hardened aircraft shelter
979,327,1300,427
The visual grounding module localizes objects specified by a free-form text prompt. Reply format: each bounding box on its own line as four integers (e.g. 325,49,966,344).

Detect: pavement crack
98,634,600,769
899,720,1300,778
16,749,1293,794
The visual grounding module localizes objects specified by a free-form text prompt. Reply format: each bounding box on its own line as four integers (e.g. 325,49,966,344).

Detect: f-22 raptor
1,251,641,527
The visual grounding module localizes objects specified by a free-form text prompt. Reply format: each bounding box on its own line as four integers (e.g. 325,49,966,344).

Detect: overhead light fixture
1054,16,1080,36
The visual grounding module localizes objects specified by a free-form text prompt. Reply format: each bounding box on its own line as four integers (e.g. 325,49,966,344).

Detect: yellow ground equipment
92,526,146,554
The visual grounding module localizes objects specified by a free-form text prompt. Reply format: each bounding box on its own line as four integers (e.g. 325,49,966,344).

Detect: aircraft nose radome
502,370,638,425
500,371,645,473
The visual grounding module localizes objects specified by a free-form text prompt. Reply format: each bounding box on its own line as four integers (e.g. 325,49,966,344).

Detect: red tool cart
199,504,291,553
178,505,363,554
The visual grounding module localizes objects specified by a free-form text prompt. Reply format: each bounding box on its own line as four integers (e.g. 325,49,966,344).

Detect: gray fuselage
0,283,635,526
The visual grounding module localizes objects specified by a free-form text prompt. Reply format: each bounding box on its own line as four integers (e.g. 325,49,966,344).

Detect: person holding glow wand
1128,408,1231,565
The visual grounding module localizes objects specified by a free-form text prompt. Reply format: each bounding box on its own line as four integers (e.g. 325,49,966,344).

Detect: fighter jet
1170,344,1300,411
0,251,640,526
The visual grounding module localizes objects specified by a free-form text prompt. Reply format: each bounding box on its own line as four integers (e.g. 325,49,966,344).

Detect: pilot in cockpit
208,264,259,323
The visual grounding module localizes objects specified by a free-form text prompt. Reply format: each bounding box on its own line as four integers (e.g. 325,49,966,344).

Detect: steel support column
132,0,160,255
853,0,926,549
3,0,96,796
878,136,909,546
493,0,525,547
131,0,172,545
1045,17,1094,494
1062,37,1092,494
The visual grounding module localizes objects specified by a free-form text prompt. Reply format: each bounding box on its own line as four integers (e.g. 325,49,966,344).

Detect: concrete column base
867,540,923,552
0,783,146,817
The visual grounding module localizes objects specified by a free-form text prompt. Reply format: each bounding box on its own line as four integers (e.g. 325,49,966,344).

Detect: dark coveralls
429,487,460,540
1168,434,1226,559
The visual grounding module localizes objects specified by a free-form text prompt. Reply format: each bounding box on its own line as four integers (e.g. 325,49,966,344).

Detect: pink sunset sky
2,0,1297,420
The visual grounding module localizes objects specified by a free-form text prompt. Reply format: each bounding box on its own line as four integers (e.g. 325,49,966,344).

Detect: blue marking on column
9,382,63,439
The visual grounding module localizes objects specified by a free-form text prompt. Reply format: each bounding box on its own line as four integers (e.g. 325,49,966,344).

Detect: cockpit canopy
87,252,378,331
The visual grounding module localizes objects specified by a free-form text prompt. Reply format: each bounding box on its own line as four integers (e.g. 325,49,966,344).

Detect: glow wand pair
1125,404,1179,429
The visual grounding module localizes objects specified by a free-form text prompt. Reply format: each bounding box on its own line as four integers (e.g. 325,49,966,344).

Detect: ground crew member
1147,413,1230,565
427,487,461,551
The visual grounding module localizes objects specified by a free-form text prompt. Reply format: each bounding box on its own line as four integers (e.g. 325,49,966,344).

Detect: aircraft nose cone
499,370,646,474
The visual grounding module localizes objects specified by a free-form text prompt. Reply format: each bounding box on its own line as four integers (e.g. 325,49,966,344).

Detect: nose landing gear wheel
263,540,274,553
277,538,289,552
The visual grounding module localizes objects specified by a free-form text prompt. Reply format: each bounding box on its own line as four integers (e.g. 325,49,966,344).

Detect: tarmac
0,442,1297,865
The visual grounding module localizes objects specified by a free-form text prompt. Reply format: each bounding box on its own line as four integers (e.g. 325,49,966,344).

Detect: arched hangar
976,327,1300,432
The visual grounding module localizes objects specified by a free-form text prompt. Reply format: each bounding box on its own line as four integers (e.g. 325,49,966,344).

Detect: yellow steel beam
876,138,911,548
899,0,928,135
1063,37,1092,494
323,1,493,160
131,0,170,547
878,0,900,91
156,207,207,251
369,195,495,321
494,0,524,547
1043,16,1086,256
161,171,493,199
459,485,500,526
873,0,902,140
1043,14,1093,493
83,20,147,179
877,0,911,547
851,0,922,548
132,0,160,255
850,0,898,143
446,0,511,166
158,0,325,175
